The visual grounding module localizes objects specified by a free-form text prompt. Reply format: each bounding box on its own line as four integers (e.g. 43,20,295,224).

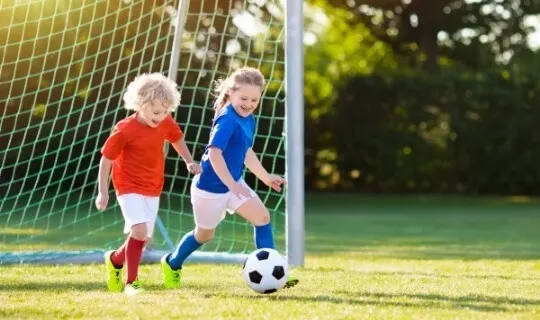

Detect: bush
306,70,540,194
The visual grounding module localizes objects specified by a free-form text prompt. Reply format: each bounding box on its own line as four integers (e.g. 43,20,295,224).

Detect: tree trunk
411,0,445,72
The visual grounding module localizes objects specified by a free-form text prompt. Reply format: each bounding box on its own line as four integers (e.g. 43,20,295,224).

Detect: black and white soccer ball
242,248,289,294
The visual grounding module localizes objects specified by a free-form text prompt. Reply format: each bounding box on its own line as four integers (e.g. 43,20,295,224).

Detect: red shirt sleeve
101,125,127,160
165,115,183,143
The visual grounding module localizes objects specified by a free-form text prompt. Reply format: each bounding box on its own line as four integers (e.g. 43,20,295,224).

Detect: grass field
2,194,540,319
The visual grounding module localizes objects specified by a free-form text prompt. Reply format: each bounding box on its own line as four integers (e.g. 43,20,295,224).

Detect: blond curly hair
123,73,181,112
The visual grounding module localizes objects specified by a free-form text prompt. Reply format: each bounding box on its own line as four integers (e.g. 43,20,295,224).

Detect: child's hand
186,162,202,174
264,174,287,192
95,192,109,211
229,182,253,200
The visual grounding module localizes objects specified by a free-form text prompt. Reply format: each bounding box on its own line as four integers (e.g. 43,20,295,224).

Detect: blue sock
254,223,275,249
167,230,202,270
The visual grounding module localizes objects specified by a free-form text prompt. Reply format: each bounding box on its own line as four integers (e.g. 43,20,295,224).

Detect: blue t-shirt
196,104,256,193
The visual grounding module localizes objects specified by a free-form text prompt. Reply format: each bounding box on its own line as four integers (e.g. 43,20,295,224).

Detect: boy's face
140,100,170,128
229,84,262,118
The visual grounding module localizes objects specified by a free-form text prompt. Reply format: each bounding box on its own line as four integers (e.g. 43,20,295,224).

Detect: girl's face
229,84,262,117
138,100,170,128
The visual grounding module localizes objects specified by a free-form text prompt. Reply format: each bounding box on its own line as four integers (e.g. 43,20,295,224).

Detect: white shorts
117,193,159,237
190,176,258,229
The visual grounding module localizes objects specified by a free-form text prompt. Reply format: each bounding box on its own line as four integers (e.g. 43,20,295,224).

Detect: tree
324,0,540,71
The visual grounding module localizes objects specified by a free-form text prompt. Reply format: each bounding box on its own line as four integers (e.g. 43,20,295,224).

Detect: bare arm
171,138,195,164
96,156,112,211
171,138,202,174
244,148,270,184
208,147,236,188
208,147,252,198
98,156,113,193
245,148,287,192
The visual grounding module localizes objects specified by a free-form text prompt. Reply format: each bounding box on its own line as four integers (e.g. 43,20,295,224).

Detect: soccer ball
242,248,289,294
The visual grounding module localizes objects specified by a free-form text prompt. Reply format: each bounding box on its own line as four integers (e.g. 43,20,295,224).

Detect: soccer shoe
161,254,182,289
284,276,299,289
124,279,144,296
104,250,123,292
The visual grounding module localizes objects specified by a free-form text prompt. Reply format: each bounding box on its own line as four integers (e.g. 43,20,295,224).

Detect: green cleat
104,250,123,292
124,279,144,296
284,276,299,289
161,254,181,289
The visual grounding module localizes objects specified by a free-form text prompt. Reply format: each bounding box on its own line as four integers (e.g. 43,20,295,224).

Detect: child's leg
116,194,158,285
168,181,228,268
162,182,227,288
234,196,274,249
167,227,213,270
232,182,299,288
162,229,208,289
109,234,150,268
228,180,274,248
125,223,147,284
254,223,275,249
109,238,128,267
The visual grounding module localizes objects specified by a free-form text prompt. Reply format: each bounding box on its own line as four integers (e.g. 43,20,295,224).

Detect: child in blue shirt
160,67,298,289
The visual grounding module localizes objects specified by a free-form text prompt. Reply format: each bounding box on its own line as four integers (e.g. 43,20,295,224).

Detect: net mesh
0,0,286,264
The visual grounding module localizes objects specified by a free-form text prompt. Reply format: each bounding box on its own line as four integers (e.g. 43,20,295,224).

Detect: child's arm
208,147,253,199
244,148,286,192
244,148,270,183
96,156,113,211
171,138,201,174
171,138,194,163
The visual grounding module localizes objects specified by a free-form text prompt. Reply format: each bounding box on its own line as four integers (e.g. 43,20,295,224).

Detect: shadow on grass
201,289,539,313
0,280,228,293
363,271,539,281
336,291,540,311
0,281,104,292
306,267,540,281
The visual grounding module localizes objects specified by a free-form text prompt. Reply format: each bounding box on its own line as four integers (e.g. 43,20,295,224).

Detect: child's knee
130,223,148,240
255,209,271,226
194,227,214,243
261,210,271,224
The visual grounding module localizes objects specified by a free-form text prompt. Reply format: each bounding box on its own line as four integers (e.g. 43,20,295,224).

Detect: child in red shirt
95,73,201,295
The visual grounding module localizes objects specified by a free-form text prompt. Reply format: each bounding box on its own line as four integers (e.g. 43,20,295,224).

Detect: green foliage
306,70,540,194
324,0,540,70
303,2,398,186
304,1,397,120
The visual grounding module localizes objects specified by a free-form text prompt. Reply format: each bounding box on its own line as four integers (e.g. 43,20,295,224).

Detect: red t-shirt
101,113,183,197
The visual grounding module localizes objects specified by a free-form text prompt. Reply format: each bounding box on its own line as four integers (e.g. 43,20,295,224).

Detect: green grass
2,194,540,319
0,193,286,254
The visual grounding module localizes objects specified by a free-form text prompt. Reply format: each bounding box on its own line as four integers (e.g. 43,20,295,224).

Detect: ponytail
212,78,229,115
